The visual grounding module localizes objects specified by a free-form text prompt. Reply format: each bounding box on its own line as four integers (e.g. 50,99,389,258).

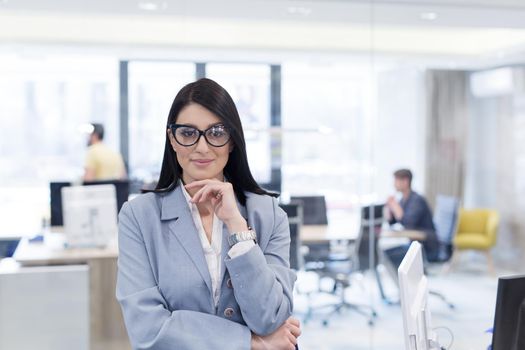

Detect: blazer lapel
162,186,213,295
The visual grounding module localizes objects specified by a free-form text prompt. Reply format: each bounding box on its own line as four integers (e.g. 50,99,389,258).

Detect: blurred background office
1,0,525,349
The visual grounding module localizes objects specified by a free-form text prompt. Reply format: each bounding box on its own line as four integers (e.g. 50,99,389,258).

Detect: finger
184,179,214,188
198,186,221,203
287,317,301,327
184,179,222,188
191,183,221,203
288,324,301,338
288,332,298,346
190,185,208,203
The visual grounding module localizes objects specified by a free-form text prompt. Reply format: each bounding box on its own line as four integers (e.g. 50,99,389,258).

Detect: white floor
293,254,519,350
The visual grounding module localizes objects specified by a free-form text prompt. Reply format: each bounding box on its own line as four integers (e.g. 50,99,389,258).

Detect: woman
116,78,300,350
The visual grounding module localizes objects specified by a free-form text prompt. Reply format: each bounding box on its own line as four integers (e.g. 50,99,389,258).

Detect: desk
300,225,426,243
299,224,426,304
13,231,130,350
380,229,426,241
301,225,358,243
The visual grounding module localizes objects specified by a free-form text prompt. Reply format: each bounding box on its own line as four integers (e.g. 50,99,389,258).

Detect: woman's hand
251,317,301,350
185,179,248,232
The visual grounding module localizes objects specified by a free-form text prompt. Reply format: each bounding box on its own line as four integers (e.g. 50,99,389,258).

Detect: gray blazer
116,185,296,350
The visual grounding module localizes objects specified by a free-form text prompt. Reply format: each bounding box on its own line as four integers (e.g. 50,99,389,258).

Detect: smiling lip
192,159,213,166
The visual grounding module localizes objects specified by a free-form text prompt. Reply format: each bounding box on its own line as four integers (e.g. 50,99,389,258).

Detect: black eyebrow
176,122,224,129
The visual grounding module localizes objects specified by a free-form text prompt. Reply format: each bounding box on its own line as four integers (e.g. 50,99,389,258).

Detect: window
281,61,375,220
206,63,272,184
128,61,196,183
0,53,119,235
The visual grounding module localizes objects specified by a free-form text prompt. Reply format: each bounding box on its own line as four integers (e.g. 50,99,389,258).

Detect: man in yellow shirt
84,123,127,181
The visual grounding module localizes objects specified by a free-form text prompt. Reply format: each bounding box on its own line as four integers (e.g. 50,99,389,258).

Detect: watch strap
228,230,257,247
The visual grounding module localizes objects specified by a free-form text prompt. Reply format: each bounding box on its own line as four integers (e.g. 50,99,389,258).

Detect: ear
228,141,234,153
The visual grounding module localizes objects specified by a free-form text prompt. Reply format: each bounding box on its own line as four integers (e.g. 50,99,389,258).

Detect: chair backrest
433,195,460,245
354,204,384,271
280,202,303,271
432,195,460,262
290,196,328,225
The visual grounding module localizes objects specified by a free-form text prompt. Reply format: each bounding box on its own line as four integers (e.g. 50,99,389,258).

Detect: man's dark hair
91,123,104,140
394,168,413,186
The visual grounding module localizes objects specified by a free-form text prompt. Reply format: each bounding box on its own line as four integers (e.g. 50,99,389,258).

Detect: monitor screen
492,275,525,350
50,180,129,226
62,185,118,248
398,241,437,350
290,196,328,225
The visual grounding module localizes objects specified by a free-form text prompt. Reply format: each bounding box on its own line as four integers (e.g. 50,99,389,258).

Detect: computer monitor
50,180,129,226
290,196,328,225
61,184,118,248
398,241,439,350
492,275,525,350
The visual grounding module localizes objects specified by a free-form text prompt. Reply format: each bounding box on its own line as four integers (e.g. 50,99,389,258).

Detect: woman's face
168,103,233,184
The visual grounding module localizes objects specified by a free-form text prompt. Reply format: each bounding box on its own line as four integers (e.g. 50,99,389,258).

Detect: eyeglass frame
167,123,232,147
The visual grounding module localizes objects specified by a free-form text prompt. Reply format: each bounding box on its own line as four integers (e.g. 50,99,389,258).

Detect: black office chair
426,194,459,309
432,194,460,263
280,202,304,271
289,196,331,267
303,204,382,326
380,196,458,309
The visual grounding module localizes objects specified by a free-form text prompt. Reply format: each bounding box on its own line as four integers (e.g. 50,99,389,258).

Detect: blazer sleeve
224,197,296,336
116,202,252,350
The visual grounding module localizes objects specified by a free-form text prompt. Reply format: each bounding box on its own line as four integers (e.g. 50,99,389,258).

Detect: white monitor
61,184,118,248
398,241,439,350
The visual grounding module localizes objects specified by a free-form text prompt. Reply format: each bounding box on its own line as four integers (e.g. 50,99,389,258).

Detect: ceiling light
138,1,167,11
287,6,312,17
420,12,438,21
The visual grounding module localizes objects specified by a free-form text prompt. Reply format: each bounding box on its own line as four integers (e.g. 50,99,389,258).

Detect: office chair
426,194,459,309
308,204,382,326
381,196,457,309
279,202,304,271
432,195,460,263
289,196,331,270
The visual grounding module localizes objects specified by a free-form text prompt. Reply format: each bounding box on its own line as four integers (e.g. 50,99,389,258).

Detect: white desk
13,230,129,350
0,262,89,350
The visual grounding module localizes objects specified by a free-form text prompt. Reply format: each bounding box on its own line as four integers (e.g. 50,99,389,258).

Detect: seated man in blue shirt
384,169,439,267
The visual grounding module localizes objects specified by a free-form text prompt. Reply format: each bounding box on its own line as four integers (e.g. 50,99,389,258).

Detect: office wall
465,66,525,269
375,68,427,199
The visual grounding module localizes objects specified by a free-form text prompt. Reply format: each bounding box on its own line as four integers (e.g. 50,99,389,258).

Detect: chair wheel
448,303,455,310
322,320,329,327
368,320,374,326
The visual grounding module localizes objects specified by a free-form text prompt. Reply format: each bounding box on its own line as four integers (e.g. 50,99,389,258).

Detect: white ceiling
2,0,525,67
3,0,525,28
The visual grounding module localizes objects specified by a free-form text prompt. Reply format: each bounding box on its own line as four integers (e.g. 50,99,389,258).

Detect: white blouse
181,185,254,306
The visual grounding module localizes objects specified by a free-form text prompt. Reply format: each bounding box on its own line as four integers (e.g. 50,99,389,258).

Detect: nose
194,133,210,153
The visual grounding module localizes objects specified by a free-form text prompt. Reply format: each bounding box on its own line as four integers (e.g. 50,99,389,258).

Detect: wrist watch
228,229,257,247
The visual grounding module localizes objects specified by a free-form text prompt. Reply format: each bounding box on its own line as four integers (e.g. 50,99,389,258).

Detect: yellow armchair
453,209,500,273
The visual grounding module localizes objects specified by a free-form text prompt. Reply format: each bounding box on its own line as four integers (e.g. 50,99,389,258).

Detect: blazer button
224,307,235,318
226,278,233,288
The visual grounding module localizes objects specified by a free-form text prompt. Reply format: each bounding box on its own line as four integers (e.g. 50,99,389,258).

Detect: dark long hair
152,78,277,205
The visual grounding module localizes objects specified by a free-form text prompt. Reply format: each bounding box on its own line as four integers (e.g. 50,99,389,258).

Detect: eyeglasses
168,123,232,147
